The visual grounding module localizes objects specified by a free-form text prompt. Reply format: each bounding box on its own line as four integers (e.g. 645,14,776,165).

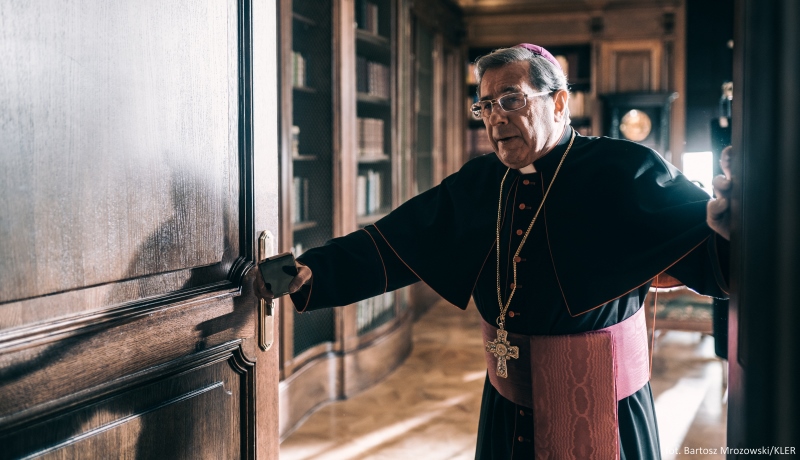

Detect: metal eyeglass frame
470,90,552,119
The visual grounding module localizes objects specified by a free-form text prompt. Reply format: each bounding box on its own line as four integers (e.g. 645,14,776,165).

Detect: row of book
291,51,307,88
356,170,383,216
291,177,310,223
356,0,381,35
357,57,390,99
357,292,395,333
357,117,385,157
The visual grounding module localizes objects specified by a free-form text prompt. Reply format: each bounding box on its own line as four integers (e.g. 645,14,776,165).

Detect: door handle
258,230,276,351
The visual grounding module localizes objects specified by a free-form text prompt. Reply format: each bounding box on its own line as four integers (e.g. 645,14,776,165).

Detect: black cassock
291,127,728,459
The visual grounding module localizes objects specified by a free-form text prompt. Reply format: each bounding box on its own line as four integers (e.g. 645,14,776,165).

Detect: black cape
370,128,724,315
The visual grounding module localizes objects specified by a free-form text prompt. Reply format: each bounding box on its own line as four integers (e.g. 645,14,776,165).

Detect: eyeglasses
470,91,552,119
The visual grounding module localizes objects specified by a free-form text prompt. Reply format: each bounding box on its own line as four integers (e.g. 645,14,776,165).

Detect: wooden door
727,0,800,450
0,1,281,458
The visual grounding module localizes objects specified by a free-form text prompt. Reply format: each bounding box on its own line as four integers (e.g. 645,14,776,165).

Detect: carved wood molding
0,286,239,354
1,340,259,459
0,339,244,433
229,343,257,460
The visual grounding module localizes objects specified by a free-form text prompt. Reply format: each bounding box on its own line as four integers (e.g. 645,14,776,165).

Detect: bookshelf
281,0,336,365
278,0,465,438
465,44,595,158
354,0,397,334
278,0,411,438
355,0,395,232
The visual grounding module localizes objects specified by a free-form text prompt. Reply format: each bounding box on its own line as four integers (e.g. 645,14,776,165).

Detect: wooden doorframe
253,0,282,458
727,0,800,450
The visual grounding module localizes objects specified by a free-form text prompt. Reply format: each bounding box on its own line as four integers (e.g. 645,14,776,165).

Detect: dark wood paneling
615,51,652,92
0,0,240,304
0,0,279,457
2,343,248,459
0,290,253,423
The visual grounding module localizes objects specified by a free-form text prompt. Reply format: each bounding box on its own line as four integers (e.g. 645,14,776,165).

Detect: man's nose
487,107,507,125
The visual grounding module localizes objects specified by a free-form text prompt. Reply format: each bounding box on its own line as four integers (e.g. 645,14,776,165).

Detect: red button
518,436,525,442
508,311,515,317
523,179,530,185
514,256,522,263
510,283,515,289
516,229,523,236
519,203,526,210
519,409,525,416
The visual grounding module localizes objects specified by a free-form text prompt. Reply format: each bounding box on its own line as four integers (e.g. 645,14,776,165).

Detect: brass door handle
258,230,276,351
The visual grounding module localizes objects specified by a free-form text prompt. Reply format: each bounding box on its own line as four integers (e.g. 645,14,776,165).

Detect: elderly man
256,44,731,459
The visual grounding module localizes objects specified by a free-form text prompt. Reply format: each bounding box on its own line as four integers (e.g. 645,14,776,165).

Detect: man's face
479,61,565,169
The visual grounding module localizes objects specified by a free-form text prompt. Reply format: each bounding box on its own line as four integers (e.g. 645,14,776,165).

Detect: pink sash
481,307,650,459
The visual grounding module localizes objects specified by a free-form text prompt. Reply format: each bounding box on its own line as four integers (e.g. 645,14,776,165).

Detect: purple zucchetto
514,43,562,72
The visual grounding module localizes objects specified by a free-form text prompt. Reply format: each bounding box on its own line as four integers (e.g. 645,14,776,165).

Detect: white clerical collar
518,164,537,174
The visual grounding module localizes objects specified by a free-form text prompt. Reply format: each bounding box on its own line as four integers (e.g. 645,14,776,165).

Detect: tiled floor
280,300,727,459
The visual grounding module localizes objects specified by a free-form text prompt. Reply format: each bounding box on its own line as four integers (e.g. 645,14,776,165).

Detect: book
356,170,382,215
356,175,367,216
466,63,477,85
357,117,385,157
291,125,300,156
292,51,306,87
568,91,585,118
359,61,389,99
292,177,310,223
356,56,368,93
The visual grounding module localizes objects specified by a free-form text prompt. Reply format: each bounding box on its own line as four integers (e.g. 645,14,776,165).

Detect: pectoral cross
485,328,519,378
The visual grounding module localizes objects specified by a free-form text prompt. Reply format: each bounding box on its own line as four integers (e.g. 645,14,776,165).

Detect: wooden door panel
614,51,652,92
0,290,253,422
0,0,277,458
4,343,249,459
600,40,663,94
0,0,239,305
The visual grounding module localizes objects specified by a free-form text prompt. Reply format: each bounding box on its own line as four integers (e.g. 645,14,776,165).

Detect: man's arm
252,226,420,312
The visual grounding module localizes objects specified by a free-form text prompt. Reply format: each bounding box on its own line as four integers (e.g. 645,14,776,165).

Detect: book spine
302,178,309,222
291,125,300,156
356,174,367,216
357,57,368,94
292,177,300,223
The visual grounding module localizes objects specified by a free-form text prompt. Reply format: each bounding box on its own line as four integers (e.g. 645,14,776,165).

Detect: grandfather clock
601,92,678,156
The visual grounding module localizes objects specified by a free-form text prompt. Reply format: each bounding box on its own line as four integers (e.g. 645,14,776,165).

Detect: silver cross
486,328,519,378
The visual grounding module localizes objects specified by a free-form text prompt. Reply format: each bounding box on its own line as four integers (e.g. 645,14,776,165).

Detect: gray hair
474,46,569,98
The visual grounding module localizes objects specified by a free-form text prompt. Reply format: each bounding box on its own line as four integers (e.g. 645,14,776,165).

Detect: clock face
619,109,652,142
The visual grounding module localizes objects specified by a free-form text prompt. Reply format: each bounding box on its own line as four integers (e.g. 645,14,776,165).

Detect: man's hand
707,146,732,240
252,261,313,302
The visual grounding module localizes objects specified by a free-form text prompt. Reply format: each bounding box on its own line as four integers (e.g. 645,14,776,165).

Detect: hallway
280,300,727,459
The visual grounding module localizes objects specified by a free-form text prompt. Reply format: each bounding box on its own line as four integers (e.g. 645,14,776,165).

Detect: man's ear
553,89,569,122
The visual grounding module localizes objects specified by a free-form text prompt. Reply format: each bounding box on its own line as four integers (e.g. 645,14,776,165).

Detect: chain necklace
485,129,576,378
